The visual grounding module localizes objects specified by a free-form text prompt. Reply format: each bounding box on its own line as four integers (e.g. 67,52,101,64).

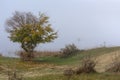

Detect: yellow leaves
23,37,31,42
45,25,53,32
7,11,58,52
39,13,49,25
31,30,35,34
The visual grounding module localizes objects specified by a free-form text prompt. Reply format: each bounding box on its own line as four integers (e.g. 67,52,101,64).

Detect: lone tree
6,11,57,60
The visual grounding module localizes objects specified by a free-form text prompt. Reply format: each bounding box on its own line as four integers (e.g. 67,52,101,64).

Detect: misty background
1,0,120,56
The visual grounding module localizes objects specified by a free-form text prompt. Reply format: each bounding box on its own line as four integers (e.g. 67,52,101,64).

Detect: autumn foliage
6,11,57,60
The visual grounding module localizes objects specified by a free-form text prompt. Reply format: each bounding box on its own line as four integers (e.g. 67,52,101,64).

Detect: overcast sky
1,0,120,56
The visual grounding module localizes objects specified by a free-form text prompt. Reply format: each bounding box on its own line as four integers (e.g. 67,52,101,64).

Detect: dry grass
95,50,120,72
1,47,120,80
34,51,60,57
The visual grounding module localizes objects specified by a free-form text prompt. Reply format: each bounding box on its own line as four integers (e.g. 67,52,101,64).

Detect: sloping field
0,46,120,80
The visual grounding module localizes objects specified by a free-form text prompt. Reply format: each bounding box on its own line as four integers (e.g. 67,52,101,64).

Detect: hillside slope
0,46,120,79
95,50,120,72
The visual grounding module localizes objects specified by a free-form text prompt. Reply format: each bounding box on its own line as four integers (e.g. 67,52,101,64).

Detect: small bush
63,56,97,77
60,44,79,58
76,56,97,74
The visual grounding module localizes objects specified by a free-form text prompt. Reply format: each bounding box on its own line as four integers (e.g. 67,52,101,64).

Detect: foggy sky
1,0,120,56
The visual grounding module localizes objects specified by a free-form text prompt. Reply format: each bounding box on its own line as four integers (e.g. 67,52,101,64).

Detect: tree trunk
21,43,34,61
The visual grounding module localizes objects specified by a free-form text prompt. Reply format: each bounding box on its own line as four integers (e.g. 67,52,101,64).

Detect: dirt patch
23,65,73,78
95,50,120,72
0,74,8,80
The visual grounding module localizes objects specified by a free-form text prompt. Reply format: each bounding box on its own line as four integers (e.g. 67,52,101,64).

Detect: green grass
34,46,120,65
1,46,120,66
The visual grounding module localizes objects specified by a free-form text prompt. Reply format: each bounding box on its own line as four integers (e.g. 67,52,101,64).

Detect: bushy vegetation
59,44,80,58
76,56,96,74
63,56,97,79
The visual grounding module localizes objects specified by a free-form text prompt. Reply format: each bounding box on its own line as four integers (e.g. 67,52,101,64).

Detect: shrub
76,56,97,74
82,56,96,73
63,56,97,77
60,44,79,58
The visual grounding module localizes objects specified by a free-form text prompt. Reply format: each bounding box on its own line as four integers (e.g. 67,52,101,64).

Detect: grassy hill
34,46,120,66
0,46,120,80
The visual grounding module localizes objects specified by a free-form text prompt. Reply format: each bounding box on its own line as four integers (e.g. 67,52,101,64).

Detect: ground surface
0,47,120,80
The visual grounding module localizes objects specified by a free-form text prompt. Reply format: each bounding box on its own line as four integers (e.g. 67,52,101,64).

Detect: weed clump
76,56,97,74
